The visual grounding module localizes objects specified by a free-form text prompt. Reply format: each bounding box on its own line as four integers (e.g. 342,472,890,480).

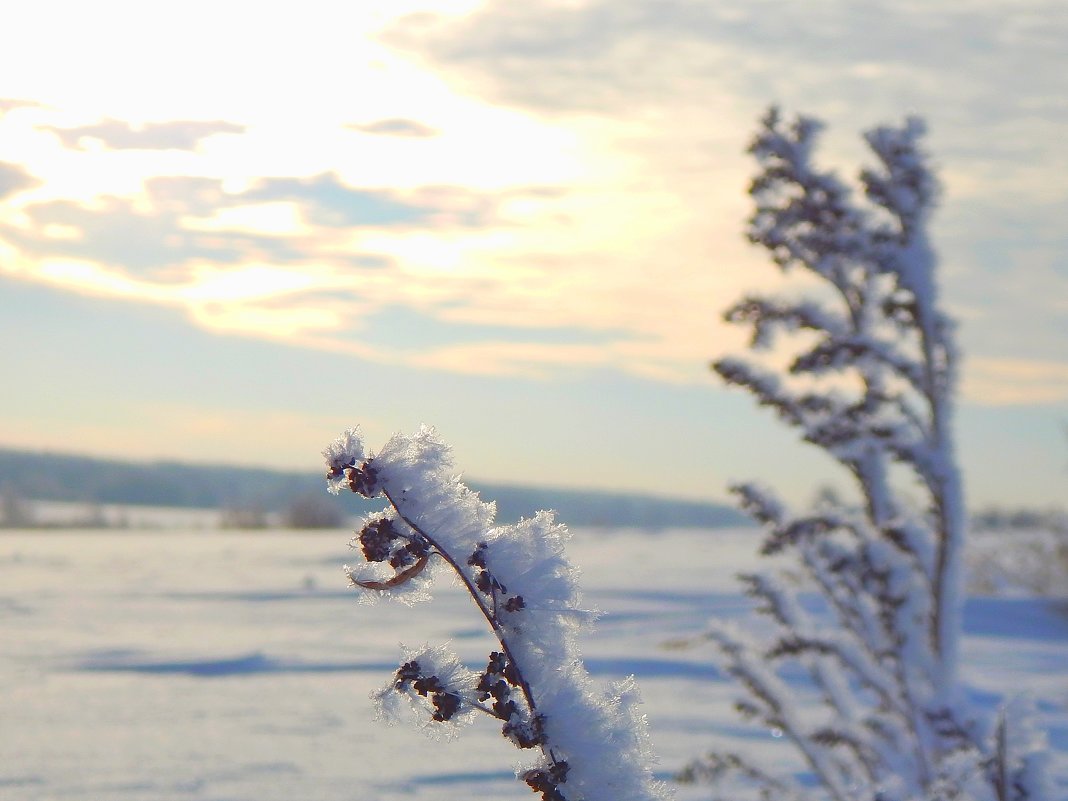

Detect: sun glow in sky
1,0,1066,507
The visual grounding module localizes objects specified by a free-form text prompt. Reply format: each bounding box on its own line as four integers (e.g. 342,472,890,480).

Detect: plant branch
382,487,542,725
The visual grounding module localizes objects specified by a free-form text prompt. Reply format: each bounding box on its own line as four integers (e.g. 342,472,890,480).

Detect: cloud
383,0,1068,224
378,0,1068,395
2,189,303,275
0,4,1062,403
240,174,562,229
965,358,1068,405
385,1,1068,129
46,118,245,151
241,173,473,228
0,173,528,279
409,339,609,378
0,98,42,117
0,162,40,200
1,158,693,377
355,303,643,352
348,118,439,138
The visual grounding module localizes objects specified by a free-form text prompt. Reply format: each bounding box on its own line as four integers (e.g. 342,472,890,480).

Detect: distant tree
77,502,109,529
219,503,268,530
0,484,33,527
687,109,1049,801
283,492,345,528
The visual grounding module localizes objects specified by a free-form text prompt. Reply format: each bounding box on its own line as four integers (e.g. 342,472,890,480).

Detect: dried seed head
523,763,567,801
431,690,462,722
323,428,367,494
391,657,466,724
390,539,430,570
395,660,422,688
346,461,380,498
467,542,488,569
359,519,400,562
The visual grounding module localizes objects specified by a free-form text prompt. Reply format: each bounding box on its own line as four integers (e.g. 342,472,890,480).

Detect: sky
1,0,1065,510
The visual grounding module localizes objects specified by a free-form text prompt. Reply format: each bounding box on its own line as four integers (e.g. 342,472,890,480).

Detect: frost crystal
322,427,367,494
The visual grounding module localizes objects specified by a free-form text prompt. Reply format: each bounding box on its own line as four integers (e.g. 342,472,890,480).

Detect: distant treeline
0,448,750,529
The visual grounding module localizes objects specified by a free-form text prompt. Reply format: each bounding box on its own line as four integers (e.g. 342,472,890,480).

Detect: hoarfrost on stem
323,424,670,801
689,108,1049,801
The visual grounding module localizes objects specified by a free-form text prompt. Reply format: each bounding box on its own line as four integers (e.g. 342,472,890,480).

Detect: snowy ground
2,527,1066,800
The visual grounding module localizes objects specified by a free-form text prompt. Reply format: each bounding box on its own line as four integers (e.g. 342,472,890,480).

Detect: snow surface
1,527,1065,800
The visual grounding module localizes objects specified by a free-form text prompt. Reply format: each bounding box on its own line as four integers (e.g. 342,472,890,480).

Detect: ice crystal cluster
688,109,1050,801
324,425,670,801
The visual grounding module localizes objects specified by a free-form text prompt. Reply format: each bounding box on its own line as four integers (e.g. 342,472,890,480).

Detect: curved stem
382,489,543,739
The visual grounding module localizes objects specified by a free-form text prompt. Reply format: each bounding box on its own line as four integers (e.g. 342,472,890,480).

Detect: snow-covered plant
323,425,669,801
687,109,1049,801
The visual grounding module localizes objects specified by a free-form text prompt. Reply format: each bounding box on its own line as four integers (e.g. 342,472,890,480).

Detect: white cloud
0,0,1063,409
965,358,1068,406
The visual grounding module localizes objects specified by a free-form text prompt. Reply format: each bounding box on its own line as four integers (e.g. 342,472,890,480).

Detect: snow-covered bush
688,109,1050,801
323,425,670,801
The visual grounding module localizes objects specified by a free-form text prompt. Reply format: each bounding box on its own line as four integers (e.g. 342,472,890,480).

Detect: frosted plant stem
324,427,669,801
380,487,573,796
995,711,1009,801
693,110,1050,801
382,488,542,719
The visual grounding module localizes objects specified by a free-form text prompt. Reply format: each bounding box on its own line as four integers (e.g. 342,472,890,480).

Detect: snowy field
2,527,1066,800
